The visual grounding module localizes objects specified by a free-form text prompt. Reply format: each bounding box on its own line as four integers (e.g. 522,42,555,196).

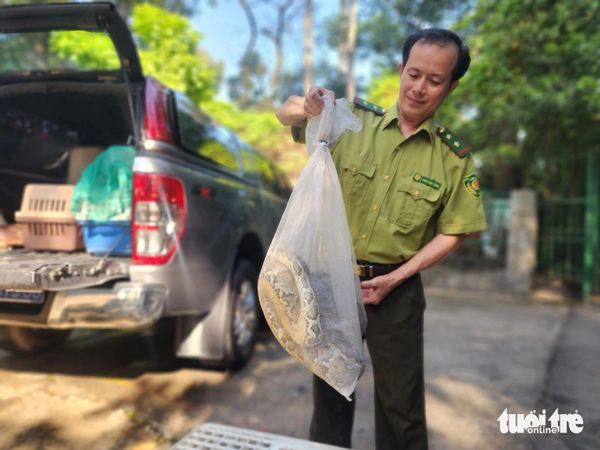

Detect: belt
355,260,404,279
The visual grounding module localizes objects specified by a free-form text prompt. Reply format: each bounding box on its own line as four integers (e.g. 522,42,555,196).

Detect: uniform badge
463,173,480,198
413,173,441,190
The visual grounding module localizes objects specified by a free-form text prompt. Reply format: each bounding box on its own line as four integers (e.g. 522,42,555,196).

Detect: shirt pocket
340,156,377,205
393,177,443,233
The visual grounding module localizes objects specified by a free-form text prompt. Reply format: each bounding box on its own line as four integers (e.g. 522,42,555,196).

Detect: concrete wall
506,189,538,294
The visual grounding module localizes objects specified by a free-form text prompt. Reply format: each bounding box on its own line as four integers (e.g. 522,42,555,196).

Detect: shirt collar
382,101,435,144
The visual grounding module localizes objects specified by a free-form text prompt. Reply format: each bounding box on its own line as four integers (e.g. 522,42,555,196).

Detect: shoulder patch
437,126,472,158
353,97,385,115
464,173,481,198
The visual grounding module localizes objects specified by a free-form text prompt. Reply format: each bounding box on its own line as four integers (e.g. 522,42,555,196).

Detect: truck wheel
0,326,71,354
224,260,259,370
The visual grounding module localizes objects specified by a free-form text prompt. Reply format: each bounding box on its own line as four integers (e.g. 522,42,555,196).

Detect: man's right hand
275,86,335,127
304,86,335,119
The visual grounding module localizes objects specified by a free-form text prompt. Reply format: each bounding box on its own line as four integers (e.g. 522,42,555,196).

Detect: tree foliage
49,3,220,104
362,0,599,194
132,3,219,103
366,70,398,107
203,100,307,180
227,0,300,108
455,0,600,192
49,32,120,70
358,0,473,69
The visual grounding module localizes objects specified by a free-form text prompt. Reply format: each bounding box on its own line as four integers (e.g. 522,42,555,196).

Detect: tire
0,325,71,355
224,259,259,370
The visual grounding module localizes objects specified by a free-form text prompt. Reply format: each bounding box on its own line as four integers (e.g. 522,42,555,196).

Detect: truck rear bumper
46,282,166,329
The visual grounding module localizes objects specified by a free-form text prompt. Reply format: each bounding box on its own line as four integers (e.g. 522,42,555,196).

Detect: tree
456,0,600,192
303,0,313,94
229,0,301,108
262,0,295,107
116,0,206,17
359,0,473,69
335,0,358,98
49,3,220,104
236,0,260,107
337,0,349,88
345,0,357,99
366,70,398,107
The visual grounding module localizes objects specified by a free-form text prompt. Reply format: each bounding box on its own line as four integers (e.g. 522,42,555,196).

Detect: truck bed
0,248,129,291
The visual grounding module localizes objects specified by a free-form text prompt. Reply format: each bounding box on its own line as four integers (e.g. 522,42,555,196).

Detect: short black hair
402,28,471,82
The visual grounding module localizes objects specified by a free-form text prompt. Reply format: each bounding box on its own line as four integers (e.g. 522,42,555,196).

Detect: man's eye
430,80,441,86
408,74,418,80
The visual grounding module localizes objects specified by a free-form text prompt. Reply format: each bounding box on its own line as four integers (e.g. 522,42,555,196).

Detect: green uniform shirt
292,99,487,264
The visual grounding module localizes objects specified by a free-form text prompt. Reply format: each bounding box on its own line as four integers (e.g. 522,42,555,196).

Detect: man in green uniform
275,28,487,450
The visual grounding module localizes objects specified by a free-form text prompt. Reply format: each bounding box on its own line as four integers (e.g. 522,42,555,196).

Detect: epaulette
437,126,472,158
353,97,385,115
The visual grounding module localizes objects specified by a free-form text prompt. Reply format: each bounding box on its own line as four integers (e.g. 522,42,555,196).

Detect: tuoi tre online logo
498,408,584,434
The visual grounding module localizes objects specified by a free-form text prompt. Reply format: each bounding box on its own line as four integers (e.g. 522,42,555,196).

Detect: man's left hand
361,273,400,305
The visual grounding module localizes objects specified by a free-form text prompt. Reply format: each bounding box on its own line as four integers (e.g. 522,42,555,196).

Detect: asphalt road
0,286,598,450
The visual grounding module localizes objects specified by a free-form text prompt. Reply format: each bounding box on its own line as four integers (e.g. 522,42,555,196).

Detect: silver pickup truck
0,2,289,369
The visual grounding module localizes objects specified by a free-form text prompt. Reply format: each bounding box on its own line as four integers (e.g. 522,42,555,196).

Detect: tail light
143,77,176,144
132,172,186,265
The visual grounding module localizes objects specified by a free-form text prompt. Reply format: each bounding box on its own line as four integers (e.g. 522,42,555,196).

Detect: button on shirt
293,102,487,264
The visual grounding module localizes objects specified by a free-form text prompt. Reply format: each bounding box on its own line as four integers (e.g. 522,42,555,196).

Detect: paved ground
418,288,599,450
1,269,598,450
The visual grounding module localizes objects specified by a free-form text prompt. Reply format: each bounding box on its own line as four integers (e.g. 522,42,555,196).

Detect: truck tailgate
0,249,129,291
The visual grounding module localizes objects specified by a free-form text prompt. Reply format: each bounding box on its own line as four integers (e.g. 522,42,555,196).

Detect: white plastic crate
171,422,349,450
15,184,83,251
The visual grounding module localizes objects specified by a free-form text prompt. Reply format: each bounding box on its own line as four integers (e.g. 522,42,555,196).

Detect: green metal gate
537,150,599,302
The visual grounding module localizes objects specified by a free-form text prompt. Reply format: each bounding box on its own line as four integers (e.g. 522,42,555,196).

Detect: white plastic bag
258,97,366,399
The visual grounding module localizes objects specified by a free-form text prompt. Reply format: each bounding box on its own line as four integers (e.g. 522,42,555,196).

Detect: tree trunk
345,0,357,99
264,0,295,107
303,0,313,94
337,0,348,87
238,0,258,107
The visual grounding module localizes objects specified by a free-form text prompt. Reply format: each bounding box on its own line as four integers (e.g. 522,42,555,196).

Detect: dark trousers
309,273,428,450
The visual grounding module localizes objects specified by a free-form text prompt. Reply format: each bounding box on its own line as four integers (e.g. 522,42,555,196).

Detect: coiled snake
258,251,364,398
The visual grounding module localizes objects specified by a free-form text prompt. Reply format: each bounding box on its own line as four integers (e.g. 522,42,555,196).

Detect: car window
240,145,284,192
174,94,240,173
198,127,240,172
240,146,262,184
0,31,120,74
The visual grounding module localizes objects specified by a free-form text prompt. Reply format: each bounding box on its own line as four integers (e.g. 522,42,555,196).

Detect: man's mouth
407,96,425,106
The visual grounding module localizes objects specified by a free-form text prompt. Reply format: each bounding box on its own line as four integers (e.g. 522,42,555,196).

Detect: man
275,28,487,450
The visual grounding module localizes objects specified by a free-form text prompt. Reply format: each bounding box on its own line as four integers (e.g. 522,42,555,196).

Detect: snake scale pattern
258,251,363,397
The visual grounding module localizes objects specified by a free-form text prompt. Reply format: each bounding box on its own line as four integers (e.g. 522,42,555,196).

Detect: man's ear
397,63,404,74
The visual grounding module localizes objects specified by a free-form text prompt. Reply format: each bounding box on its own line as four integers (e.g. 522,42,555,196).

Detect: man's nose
413,79,426,95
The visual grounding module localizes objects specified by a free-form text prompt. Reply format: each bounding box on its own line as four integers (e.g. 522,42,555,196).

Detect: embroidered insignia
353,97,386,115
463,173,481,198
413,173,441,190
437,126,472,158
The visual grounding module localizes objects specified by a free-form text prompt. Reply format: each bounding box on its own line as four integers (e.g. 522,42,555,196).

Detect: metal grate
171,422,348,450
536,149,599,302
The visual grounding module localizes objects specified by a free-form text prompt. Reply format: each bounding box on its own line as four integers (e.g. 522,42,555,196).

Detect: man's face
398,40,459,125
